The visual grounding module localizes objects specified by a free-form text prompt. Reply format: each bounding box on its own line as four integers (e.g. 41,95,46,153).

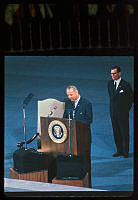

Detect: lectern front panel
40,117,78,156
40,117,90,157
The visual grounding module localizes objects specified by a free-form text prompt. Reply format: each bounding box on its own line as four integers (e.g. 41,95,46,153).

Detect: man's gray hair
66,85,78,91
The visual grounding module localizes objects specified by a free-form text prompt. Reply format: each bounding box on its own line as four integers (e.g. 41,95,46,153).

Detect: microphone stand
68,111,72,157
22,106,27,150
22,93,34,150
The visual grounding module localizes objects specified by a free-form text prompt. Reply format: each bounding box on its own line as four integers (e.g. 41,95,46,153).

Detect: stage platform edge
4,178,107,192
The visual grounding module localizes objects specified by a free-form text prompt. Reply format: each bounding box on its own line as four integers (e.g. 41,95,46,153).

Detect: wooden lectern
40,117,91,157
39,117,91,188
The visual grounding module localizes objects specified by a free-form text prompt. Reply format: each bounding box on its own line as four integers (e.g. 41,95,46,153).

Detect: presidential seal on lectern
48,120,68,143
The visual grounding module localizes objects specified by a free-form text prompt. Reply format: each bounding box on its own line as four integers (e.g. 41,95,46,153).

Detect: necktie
114,81,117,90
72,101,75,109
72,101,75,119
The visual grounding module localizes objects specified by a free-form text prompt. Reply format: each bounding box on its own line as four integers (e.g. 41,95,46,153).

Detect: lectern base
10,168,49,183
52,172,89,188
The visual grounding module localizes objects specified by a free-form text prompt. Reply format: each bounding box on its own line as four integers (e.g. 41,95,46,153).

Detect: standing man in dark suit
63,85,93,188
108,66,133,158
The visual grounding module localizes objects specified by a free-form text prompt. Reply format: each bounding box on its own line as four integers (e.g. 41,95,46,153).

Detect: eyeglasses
111,72,118,75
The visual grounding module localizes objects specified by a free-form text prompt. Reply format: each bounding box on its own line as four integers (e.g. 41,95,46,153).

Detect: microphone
49,106,57,116
22,93,34,109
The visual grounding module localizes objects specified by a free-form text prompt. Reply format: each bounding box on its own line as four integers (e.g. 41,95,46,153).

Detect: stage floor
4,178,106,192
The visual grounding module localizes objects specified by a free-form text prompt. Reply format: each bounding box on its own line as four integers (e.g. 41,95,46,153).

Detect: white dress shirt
74,95,80,108
114,77,121,90
73,95,80,118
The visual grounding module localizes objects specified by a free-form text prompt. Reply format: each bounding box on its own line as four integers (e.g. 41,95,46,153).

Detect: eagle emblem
48,120,68,143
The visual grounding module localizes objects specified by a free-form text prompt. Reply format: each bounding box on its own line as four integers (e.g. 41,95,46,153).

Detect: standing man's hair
111,66,121,73
66,85,78,91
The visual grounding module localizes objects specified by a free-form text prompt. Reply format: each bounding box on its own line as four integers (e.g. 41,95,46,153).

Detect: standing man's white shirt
114,77,121,90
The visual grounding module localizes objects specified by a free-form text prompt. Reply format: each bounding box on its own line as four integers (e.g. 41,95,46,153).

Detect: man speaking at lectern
63,85,93,125
63,85,93,187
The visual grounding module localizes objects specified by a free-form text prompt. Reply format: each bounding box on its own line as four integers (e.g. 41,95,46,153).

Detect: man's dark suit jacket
108,78,134,118
63,97,93,126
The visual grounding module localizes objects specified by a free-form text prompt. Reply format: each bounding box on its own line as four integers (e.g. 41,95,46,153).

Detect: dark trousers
86,153,92,188
111,112,129,154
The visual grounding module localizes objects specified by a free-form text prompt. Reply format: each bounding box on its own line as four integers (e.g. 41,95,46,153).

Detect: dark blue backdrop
4,56,134,191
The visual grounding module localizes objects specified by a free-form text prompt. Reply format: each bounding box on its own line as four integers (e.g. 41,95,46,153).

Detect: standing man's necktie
114,81,117,90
